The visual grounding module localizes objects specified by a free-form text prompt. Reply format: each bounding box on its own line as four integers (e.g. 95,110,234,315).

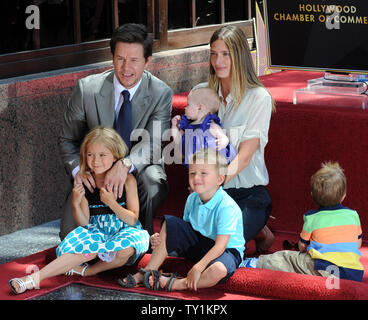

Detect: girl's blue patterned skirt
56,214,150,264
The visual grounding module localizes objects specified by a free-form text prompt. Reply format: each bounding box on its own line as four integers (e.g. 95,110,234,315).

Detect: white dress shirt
113,74,142,119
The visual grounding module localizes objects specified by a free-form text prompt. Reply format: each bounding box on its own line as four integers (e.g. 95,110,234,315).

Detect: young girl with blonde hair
9,126,149,294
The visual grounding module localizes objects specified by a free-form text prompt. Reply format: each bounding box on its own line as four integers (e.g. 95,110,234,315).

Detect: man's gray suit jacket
59,69,173,174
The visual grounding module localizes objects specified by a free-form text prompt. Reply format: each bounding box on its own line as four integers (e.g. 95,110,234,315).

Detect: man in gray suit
58,23,172,239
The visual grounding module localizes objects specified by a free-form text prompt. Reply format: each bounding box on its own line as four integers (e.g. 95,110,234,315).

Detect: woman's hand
225,138,260,184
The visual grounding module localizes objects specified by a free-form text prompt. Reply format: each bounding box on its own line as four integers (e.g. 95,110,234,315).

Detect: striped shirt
300,204,363,282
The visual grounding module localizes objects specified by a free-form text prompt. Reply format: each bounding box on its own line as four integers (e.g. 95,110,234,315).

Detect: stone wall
0,45,209,236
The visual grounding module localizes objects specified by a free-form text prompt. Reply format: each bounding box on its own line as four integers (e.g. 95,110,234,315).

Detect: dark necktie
116,90,132,149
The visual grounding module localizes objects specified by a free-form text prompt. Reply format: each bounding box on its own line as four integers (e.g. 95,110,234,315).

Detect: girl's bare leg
83,247,135,276
10,253,96,293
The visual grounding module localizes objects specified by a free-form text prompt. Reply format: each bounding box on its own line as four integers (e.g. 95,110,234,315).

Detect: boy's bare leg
150,261,228,291
123,221,169,285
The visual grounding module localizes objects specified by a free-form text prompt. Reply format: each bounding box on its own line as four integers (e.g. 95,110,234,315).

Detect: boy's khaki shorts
257,250,332,277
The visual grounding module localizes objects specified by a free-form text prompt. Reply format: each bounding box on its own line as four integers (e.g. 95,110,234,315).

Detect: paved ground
0,219,170,300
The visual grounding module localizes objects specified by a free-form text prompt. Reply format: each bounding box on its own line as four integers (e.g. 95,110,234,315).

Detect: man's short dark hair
110,23,153,60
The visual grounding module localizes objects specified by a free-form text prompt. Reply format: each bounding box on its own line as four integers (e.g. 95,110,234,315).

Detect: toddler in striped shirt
240,162,364,282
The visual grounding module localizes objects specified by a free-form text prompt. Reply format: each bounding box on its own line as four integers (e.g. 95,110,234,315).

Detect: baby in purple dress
171,87,236,167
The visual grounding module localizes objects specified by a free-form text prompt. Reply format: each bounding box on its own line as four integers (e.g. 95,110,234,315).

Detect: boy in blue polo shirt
119,148,245,291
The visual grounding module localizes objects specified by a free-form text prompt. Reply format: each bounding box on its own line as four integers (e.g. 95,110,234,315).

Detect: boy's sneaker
239,257,258,268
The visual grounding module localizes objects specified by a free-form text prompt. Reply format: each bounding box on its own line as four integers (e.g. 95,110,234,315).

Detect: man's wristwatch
120,158,133,170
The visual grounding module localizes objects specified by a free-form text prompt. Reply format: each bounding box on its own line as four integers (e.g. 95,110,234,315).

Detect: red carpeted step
1,232,367,300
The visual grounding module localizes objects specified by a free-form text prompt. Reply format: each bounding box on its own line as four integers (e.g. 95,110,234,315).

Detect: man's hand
74,171,96,193
171,115,182,143
104,160,128,199
171,115,181,128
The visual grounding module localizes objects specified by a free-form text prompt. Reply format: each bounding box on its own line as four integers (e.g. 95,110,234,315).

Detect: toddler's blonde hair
310,161,346,207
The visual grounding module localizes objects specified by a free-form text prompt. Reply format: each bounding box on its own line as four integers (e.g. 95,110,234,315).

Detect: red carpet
0,244,264,301
2,70,368,300
1,230,367,300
